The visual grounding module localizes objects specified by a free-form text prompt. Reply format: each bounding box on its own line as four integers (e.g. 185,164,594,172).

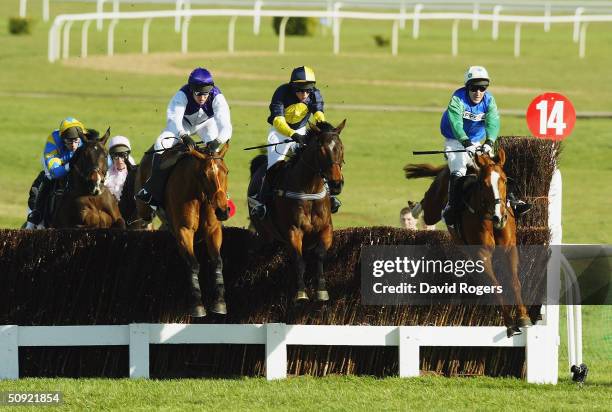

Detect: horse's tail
250,154,267,177
403,163,446,179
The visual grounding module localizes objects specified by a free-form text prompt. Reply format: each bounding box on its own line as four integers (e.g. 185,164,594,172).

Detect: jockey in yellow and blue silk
26,117,86,228
250,66,341,220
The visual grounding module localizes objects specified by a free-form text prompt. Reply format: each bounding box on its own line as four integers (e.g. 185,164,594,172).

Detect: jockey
136,67,232,208
105,135,136,202
25,117,86,229
440,66,531,227
250,65,341,219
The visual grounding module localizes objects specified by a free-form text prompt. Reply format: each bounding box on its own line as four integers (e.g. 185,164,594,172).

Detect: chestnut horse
404,148,531,337
53,128,125,228
135,144,230,317
248,120,346,302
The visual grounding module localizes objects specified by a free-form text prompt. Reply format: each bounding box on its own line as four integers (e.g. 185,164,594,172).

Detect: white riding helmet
464,66,490,86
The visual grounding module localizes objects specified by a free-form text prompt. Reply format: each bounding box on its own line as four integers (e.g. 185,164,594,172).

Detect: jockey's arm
45,151,69,179
447,95,470,145
212,93,232,145
484,94,500,143
166,90,188,137
310,89,325,124
272,116,295,137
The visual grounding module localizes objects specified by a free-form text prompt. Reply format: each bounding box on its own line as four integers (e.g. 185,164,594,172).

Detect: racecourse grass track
0,0,610,408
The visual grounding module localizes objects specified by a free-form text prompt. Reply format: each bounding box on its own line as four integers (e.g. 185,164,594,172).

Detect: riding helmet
109,135,131,154
290,66,316,90
59,117,86,140
188,67,215,93
464,66,490,87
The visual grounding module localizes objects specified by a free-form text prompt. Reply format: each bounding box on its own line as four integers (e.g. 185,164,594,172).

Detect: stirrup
513,201,532,217
252,204,267,220
27,210,42,225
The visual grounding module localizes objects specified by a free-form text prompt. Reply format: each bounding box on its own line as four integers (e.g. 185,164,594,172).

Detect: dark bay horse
248,120,346,302
135,144,230,317
404,149,531,337
53,128,125,228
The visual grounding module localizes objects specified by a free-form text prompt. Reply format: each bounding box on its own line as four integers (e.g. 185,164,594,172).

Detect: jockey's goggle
62,137,80,144
110,151,130,160
194,90,210,97
469,85,488,93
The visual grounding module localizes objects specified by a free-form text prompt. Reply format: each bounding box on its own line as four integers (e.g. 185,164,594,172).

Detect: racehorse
404,148,532,337
134,143,230,317
248,120,346,302
53,128,125,228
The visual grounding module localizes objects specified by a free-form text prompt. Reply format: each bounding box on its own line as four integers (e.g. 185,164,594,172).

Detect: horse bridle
299,132,344,177
200,153,227,206
69,145,107,190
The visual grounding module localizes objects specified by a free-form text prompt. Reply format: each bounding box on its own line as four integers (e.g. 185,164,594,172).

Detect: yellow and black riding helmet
59,117,87,141
290,66,316,91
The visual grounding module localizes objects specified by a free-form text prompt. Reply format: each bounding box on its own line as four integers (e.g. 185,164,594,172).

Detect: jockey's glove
207,138,221,152
291,133,306,145
482,140,494,156
180,133,196,151
460,139,472,148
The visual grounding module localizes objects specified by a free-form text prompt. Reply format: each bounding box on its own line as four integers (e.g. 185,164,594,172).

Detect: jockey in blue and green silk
26,117,86,228
249,66,340,220
440,66,530,227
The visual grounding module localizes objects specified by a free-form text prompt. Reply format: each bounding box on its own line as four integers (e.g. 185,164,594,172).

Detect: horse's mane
304,121,336,140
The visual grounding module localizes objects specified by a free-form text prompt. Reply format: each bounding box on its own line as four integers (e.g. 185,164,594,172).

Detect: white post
567,296,576,368
48,19,61,63
43,0,50,22
332,2,342,40
142,18,152,55
575,305,582,365
265,323,287,380
175,0,183,33
0,325,19,379
413,4,423,39
278,16,289,54
333,17,342,55
399,0,406,30
181,17,191,54
97,0,105,31
129,324,150,379
526,327,549,383
514,23,521,58
544,2,551,32
112,0,119,14
398,327,419,377
579,23,589,59
107,19,118,56
573,7,584,43
492,5,503,40
81,19,92,58
391,20,399,56
62,20,74,59
228,16,237,53
472,3,479,31
451,19,459,57
253,0,263,35
19,0,27,18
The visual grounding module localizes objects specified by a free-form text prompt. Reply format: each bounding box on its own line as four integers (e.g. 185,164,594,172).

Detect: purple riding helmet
188,67,214,93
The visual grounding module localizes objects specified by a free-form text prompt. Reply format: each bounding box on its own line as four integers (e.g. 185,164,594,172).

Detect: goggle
469,85,488,92
110,152,130,160
194,90,210,97
63,137,80,144
296,88,313,93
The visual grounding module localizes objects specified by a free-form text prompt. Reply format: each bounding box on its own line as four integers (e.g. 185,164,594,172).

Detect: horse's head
192,144,230,221
475,148,508,230
305,119,346,195
70,128,111,195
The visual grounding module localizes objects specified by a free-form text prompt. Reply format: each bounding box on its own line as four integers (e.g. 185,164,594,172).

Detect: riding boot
251,176,272,220
27,175,52,226
508,192,532,217
136,153,164,210
442,174,462,227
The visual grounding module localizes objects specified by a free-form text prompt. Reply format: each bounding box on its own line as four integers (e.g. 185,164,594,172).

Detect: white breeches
154,118,220,152
266,126,306,170
445,138,477,177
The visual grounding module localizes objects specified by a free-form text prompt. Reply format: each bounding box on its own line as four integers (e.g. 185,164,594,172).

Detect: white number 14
535,100,566,135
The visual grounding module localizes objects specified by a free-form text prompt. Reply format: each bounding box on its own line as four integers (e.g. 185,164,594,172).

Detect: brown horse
248,120,346,302
404,149,531,337
53,128,125,228
135,144,230,317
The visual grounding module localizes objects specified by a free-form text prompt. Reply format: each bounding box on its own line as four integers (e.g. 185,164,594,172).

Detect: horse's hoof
211,301,227,315
294,290,309,303
191,304,207,318
518,317,533,328
506,326,522,338
316,290,329,302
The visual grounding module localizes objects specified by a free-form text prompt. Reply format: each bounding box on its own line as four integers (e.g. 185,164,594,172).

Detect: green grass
0,1,611,406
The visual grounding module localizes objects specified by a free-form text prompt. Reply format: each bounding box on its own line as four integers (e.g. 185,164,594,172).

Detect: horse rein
299,132,344,177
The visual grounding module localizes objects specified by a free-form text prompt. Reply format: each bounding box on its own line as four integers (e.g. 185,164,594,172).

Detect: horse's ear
218,142,230,158
496,147,506,166
309,121,321,133
100,128,111,146
335,119,347,134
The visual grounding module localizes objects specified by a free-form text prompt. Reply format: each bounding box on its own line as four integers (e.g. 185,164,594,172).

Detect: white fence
47,7,612,62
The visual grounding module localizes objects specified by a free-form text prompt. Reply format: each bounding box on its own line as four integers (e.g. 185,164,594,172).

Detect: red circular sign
526,93,576,141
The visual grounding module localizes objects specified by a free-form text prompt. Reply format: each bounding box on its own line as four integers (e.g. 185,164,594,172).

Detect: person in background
400,201,436,230
104,135,136,202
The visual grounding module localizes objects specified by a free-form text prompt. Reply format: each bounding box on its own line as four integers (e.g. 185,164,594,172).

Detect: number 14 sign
526,93,576,141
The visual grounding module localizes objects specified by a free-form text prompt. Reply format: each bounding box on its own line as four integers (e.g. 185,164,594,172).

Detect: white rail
47,9,612,62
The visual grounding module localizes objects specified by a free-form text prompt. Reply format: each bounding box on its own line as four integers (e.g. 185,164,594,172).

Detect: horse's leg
504,244,532,328
314,225,333,301
205,222,227,315
177,226,206,317
289,227,308,302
